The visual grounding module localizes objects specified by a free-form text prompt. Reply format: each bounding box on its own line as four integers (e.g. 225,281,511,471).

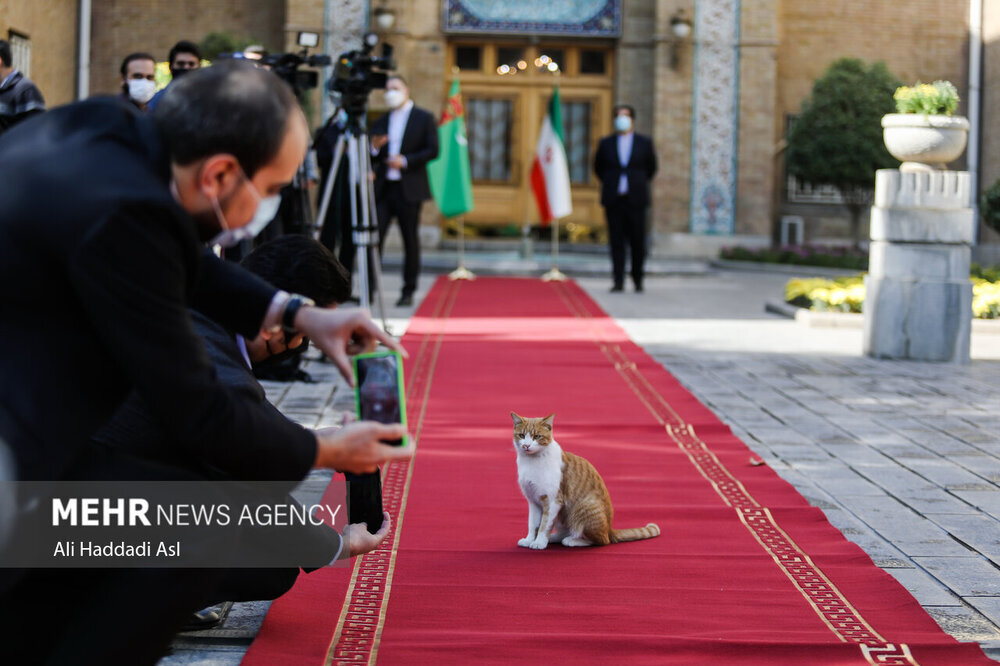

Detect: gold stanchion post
448,216,475,280
541,217,568,281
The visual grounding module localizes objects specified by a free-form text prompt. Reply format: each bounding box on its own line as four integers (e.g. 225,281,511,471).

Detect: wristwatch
282,294,315,336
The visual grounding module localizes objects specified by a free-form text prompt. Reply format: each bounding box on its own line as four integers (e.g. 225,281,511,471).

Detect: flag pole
541,216,567,281
541,70,568,282
448,215,475,280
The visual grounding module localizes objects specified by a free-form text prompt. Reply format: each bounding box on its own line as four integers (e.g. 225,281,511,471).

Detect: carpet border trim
326,279,461,665
551,281,919,666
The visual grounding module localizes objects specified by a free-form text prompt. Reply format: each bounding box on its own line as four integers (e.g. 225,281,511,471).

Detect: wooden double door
446,42,614,236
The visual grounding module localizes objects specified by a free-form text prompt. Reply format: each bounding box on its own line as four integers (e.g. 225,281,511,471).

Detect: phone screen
354,350,407,447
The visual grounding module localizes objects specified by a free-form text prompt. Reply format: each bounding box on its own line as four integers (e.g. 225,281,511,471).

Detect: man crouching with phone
91,235,402,625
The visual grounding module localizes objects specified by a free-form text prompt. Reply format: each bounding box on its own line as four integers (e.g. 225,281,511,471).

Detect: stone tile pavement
161,256,1000,663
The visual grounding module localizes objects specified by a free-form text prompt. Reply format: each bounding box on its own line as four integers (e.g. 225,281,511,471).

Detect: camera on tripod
329,33,395,119
261,32,333,98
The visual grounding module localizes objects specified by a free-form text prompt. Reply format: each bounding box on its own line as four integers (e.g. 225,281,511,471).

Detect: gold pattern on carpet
550,281,918,666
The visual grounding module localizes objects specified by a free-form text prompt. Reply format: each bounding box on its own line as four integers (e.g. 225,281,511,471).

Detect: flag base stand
541,217,568,282
449,265,476,281
449,216,476,281
541,267,568,282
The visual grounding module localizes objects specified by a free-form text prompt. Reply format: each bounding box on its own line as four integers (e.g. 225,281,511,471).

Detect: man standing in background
371,75,439,307
118,52,158,111
146,39,201,112
593,104,658,293
0,39,44,136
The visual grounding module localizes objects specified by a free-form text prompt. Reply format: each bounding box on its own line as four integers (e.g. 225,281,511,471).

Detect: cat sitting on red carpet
511,412,660,550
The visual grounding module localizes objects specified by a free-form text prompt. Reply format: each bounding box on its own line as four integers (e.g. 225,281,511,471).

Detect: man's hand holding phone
313,422,411,474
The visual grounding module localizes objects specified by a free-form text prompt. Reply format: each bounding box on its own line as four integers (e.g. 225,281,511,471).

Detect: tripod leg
314,136,348,242
357,134,388,328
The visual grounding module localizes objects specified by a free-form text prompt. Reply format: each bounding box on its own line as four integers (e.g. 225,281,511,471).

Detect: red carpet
245,276,993,665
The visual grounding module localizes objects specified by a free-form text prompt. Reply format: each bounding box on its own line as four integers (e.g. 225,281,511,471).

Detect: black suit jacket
0,97,315,481
593,132,658,208
93,311,342,565
371,104,439,203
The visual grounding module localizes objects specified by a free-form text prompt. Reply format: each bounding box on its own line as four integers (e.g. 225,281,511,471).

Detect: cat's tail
610,523,660,543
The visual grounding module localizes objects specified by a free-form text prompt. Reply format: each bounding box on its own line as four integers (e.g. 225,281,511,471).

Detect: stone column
863,170,974,363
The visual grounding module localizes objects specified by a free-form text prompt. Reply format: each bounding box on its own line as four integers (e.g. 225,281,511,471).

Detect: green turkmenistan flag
428,77,474,218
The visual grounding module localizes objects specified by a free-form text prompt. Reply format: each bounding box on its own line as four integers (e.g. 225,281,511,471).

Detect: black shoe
183,607,223,631
634,284,644,293
396,294,414,307
610,284,623,293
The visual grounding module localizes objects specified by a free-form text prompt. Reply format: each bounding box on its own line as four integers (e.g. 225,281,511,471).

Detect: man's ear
197,154,242,200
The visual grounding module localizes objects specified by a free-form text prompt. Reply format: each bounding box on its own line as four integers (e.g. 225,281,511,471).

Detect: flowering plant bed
893,80,960,116
785,272,1000,319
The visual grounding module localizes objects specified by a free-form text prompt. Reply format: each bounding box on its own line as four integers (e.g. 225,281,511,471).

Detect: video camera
220,32,331,99
262,32,332,98
329,33,395,121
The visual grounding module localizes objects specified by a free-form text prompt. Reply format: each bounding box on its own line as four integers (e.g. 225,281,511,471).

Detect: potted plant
882,80,969,172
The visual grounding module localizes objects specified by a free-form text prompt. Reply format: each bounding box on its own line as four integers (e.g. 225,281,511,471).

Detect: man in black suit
0,62,408,664
371,75,439,307
593,104,658,293
94,236,360,623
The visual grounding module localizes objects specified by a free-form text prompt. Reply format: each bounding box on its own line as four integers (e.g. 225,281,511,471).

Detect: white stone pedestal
863,170,973,363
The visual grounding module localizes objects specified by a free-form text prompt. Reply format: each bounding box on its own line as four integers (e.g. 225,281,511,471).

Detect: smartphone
353,350,407,447
345,469,384,535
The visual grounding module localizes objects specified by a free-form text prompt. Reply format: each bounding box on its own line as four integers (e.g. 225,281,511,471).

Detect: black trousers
605,197,648,288
376,181,422,297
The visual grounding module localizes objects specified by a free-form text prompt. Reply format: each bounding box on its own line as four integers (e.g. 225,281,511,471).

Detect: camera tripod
314,115,388,328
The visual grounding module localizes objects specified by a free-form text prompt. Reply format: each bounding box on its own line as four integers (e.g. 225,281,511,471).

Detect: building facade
0,0,80,107
7,0,997,257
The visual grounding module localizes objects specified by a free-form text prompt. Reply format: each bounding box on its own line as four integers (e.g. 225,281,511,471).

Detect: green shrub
981,180,1000,236
720,245,868,270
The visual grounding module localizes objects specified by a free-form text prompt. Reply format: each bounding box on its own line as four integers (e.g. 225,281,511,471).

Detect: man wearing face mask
371,75,439,307
118,52,158,111
594,104,658,293
0,62,410,664
145,39,201,113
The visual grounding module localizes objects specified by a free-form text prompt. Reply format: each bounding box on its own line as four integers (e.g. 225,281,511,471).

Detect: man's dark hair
169,40,201,66
0,41,12,69
387,74,407,87
154,61,301,177
120,52,156,77
241,235,351,307
614,104,636,120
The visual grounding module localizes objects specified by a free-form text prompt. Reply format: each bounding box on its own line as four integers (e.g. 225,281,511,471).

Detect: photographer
93,236,386,627
0,62,410,664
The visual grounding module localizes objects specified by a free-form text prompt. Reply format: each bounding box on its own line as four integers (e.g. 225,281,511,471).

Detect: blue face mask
209,173,281,248
614,115,633,133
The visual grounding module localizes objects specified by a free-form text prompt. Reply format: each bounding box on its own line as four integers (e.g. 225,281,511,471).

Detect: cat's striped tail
610,523,660,543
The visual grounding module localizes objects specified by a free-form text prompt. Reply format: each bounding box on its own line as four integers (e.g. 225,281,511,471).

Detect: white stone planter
882,113,970,172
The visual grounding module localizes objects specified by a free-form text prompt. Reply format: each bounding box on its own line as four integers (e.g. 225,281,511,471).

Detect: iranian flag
530,87,572,225
428,76,474,218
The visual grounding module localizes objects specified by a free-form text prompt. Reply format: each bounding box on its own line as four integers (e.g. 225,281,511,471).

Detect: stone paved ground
161,259,1000,663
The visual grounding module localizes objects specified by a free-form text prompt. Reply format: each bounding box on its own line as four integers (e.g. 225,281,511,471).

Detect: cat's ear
510,411,523,426
542,414,554,429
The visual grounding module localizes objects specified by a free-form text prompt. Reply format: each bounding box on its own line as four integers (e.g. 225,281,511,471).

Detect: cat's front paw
529,537,548,550
518,537,533,548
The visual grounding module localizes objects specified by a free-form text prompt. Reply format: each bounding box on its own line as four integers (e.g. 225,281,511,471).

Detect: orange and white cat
511,411,660,549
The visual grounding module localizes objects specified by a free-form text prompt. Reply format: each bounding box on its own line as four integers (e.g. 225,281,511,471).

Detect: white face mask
127,78,157,105
209,176,281,248
614,115,633,133
384,89,406,109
